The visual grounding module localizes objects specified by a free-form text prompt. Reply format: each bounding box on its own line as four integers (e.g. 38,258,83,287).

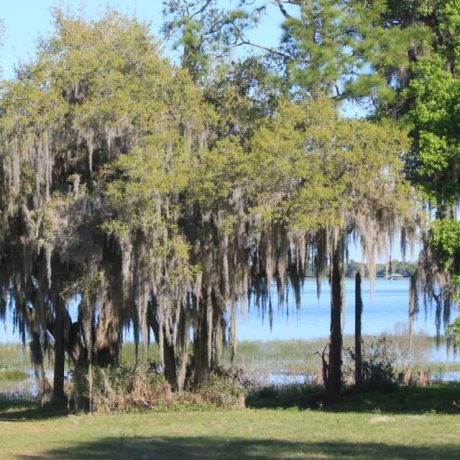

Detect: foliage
447,316,460,348
0,3,422,404
406,54,460,206
0,369,29,382
346,337,399,390
69,363,174,414
68,363,246,414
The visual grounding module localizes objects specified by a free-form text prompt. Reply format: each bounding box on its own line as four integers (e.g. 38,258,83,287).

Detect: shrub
67,363,247,414
68,362,173,414
345,336,398,390
187,371,247,409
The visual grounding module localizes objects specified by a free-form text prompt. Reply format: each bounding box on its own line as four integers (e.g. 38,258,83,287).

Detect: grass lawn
1,386,460,460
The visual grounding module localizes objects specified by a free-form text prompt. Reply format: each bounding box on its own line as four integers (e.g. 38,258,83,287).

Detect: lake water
1,279,459,345
236,278,459,341
1,278,460,390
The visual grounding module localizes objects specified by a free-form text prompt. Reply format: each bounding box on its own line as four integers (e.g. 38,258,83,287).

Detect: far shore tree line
0,1,459,404
344,260,418,278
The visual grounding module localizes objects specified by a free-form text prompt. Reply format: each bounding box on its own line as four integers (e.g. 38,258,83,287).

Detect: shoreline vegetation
276,260,418,278
1,334,458,396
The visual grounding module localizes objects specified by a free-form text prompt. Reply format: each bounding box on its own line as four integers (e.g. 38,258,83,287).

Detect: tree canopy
1,1,457,404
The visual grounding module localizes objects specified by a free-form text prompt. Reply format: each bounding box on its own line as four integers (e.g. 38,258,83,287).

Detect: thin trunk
355,271,363,388
192,302,210,385
162,331,177,388
53,295,66,401
408,273,418,370
30,331,52,403
328,246,342,402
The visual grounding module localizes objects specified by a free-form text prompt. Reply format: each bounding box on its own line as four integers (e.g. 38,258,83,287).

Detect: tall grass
221,334,459,383
0,334,457,395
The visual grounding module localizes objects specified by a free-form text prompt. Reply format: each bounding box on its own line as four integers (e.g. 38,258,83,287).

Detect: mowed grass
0,395,460,459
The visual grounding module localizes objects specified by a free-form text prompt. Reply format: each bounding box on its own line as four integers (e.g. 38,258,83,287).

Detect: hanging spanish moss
0,11,423,406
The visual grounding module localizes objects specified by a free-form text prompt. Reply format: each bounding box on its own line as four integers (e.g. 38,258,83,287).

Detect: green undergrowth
67,364,246,414
1,335,458,400
221,334,458,381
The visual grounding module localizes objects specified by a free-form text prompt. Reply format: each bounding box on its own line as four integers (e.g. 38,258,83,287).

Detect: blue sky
2,1,165,78
1,0,283,79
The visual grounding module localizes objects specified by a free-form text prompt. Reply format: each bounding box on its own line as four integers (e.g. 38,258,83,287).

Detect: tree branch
240,38,292,59
190,0,214,20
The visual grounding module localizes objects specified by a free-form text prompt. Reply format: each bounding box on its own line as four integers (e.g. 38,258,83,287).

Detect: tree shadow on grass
246,383,460,414
0,397,68,421
17,437,460,460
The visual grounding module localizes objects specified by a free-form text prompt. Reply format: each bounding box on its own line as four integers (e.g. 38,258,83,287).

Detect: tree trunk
328,246,342,402
53,295,66,401
94,302,120,367
355,271,363,388
30,331,52,403
192,302,210,385
162,333,178,388
149,311,178,389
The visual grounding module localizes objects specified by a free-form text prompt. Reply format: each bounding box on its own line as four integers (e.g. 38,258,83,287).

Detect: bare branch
273,0,292,19
190,0,214,20
240,38,291,59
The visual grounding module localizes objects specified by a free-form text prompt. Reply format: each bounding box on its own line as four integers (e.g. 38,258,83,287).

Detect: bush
67,363,247,414
345,336,398,390
187,371,247,409
68,362,173,414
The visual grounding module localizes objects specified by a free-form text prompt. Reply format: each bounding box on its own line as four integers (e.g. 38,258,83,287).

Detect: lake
1,278,459,345
236,278,458,341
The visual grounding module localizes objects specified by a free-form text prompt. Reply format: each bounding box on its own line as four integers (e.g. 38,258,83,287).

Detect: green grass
247,383,460,413
0,387,459,459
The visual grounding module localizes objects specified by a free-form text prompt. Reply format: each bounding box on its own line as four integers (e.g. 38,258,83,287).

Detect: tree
248,98,415,401
162,0,259,81
400,1,460,333
0,10,211,396
0,4,423,405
